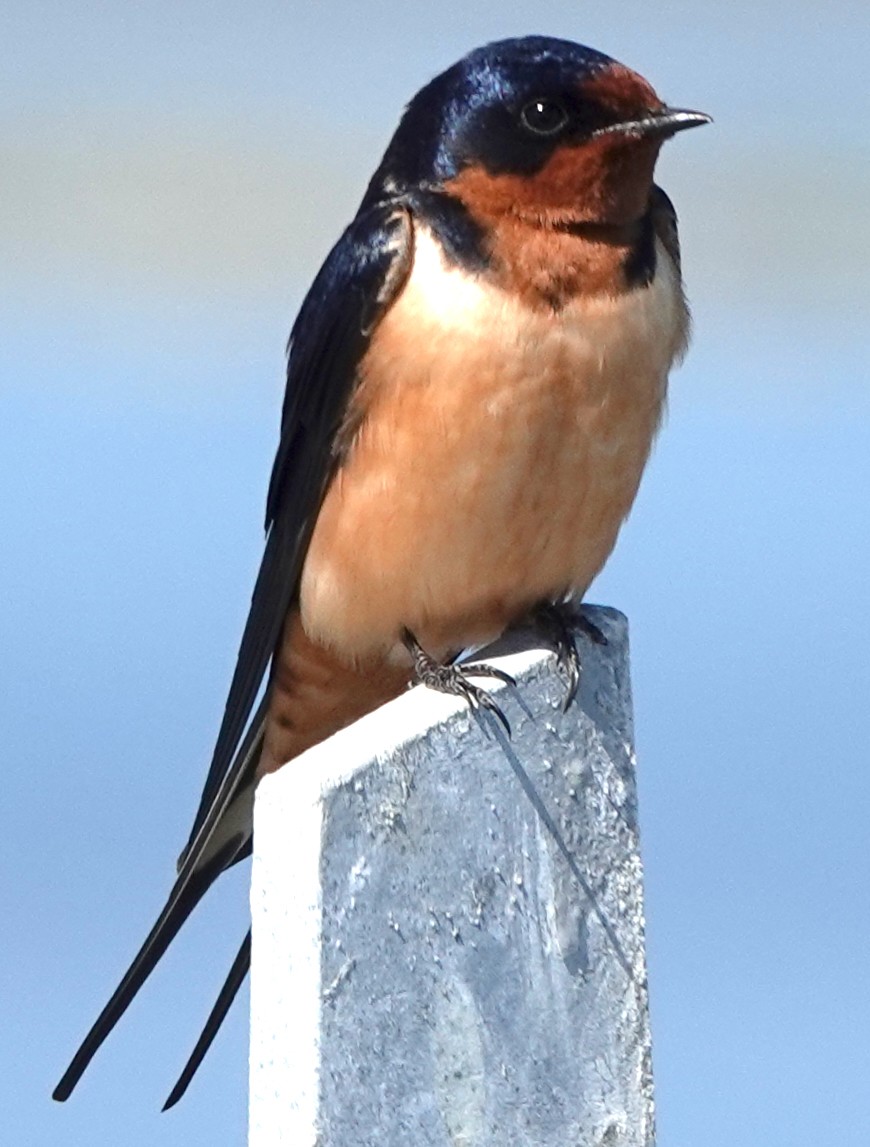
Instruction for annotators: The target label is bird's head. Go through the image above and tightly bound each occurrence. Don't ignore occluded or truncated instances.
[368,36,709,228]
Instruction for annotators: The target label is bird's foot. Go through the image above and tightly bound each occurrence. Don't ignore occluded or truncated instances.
[531,602,607,711]
[402,629,513,735]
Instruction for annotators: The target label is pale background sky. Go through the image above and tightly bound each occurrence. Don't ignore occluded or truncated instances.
[3,2,870,1144]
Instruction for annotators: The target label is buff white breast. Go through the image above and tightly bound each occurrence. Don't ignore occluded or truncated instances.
[300,223,688,662]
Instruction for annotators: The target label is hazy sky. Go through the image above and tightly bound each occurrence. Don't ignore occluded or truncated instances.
[3,3,870,1145]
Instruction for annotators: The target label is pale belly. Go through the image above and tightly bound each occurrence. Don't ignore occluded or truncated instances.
[299,227,687,662]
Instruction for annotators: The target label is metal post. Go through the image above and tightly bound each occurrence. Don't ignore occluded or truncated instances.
[249,606,654,1146]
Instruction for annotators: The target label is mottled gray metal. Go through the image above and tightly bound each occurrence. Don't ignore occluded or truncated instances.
[249,606,654,1146]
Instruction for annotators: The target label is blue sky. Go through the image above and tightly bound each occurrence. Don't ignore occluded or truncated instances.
[3,2,870,1143]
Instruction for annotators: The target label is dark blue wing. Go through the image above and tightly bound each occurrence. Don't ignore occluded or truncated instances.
[185,200,413,849]
[53,200,414,1105]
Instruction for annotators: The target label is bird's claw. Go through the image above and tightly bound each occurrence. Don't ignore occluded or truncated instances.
[532,603,607,711]
[403,630,513,735]
[457,662,516,688]
[575,611,608,647]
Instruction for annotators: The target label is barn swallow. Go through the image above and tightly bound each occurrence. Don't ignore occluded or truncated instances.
[54,35,709,1108]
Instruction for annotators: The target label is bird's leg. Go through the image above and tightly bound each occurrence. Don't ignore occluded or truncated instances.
[401,628,514,735]
[530,601,608,711]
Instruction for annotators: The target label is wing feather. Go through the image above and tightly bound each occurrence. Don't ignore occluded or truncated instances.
[54,200,414,1103]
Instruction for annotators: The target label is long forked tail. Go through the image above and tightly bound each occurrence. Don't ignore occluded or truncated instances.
[52,836,246,1102]
[163,930,252,1110]
[53,701,267,1103]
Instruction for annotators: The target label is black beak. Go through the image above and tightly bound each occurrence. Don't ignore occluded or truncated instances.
[594,107,712,142]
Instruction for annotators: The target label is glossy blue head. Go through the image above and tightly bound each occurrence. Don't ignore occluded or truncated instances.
[362,36,708,224]
[380,38,615,185]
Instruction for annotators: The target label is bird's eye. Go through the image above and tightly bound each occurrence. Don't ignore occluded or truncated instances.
[519,98,570,137]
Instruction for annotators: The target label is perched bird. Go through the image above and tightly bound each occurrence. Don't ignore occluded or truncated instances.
[54,35,708,1108]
